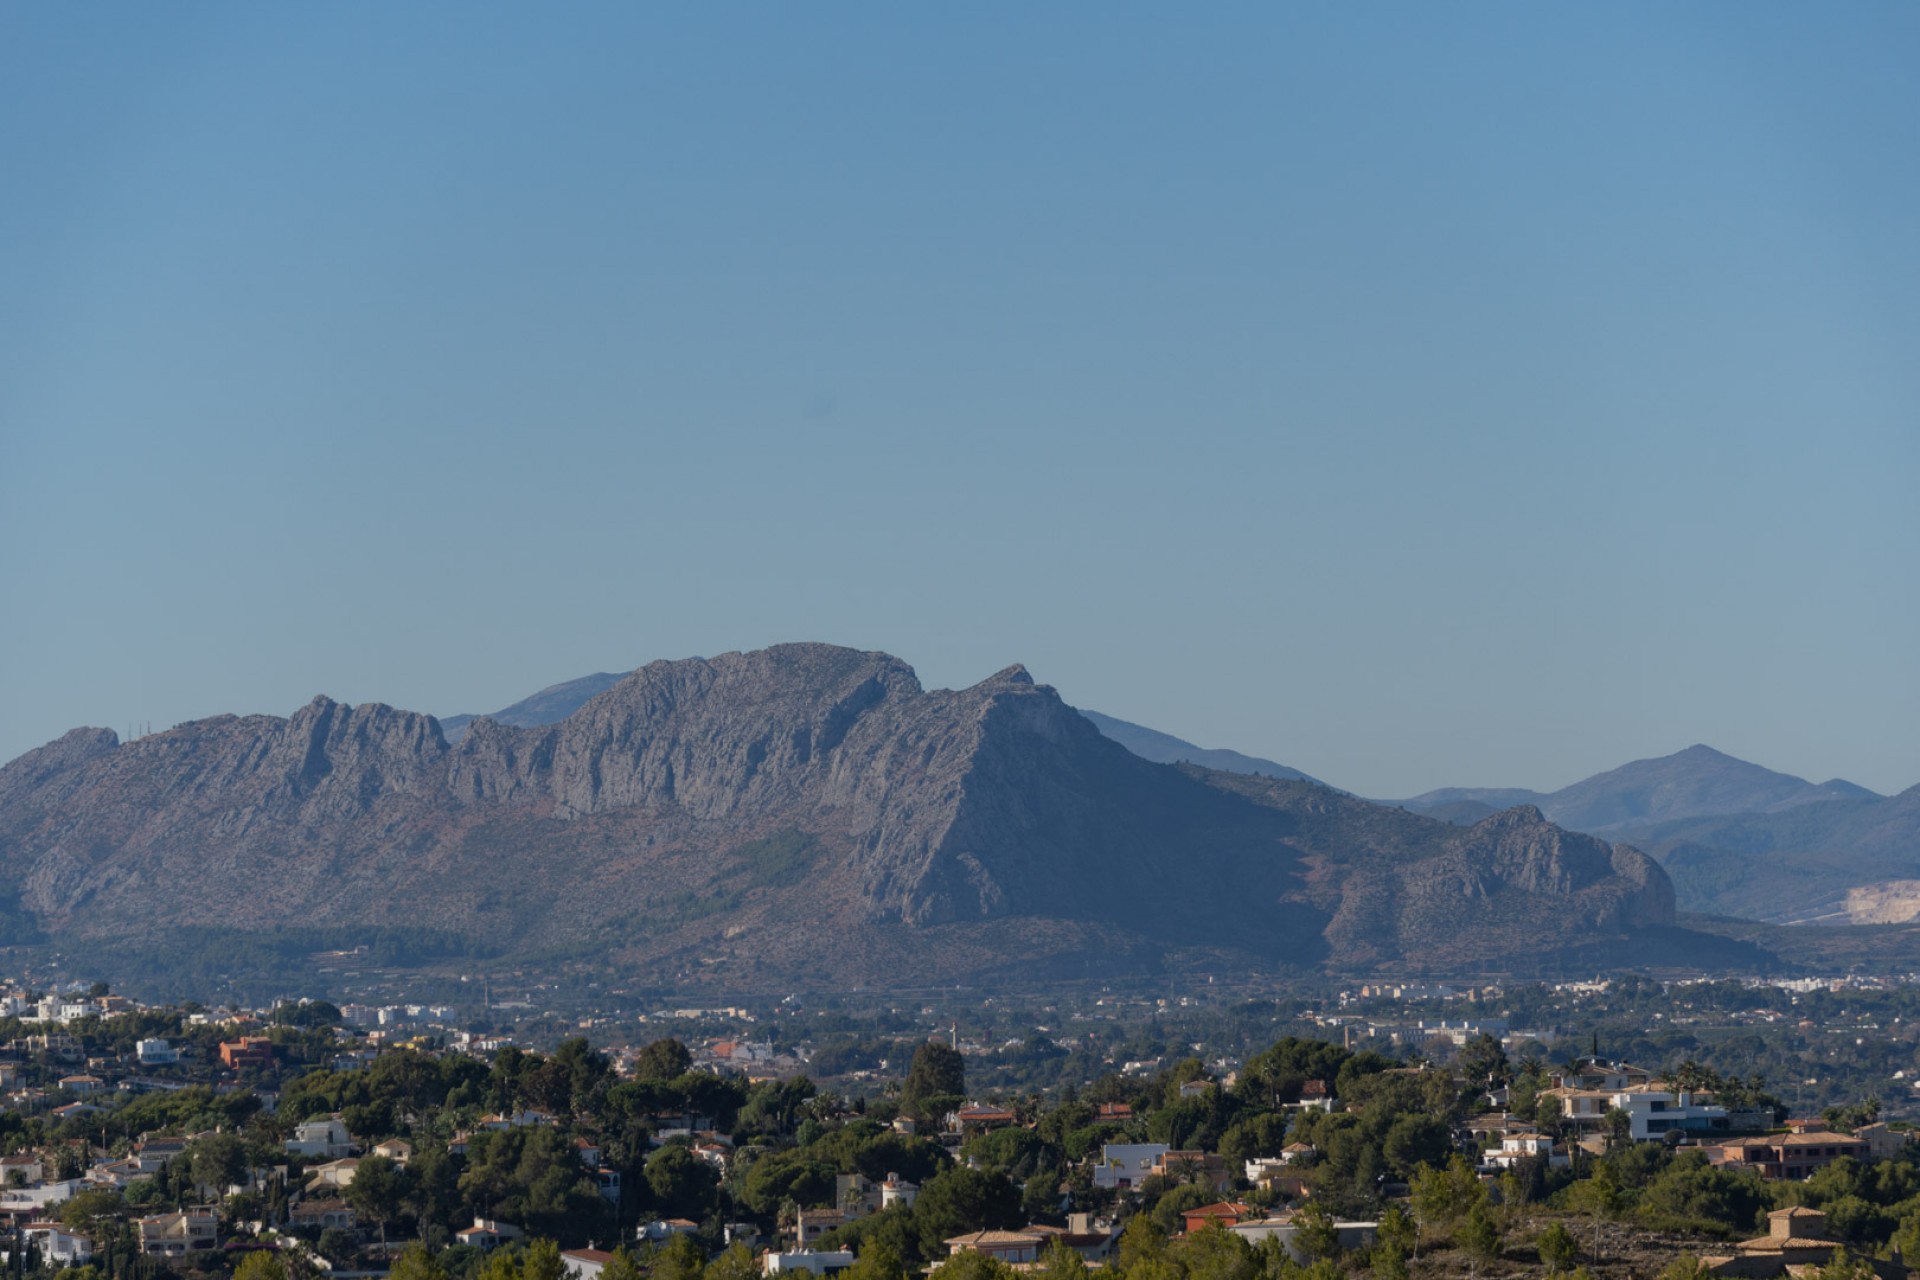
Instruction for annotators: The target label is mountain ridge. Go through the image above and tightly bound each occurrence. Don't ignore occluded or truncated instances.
[1394,743,1883,834]
[0,643,1692,990]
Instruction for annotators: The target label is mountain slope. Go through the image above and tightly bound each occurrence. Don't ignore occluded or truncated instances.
[1074,710,1322,785]
[0,644,1696,989]
[1617,783,1920,920]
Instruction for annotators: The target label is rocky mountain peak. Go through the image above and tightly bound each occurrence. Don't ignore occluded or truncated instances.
[0,643,1693,987]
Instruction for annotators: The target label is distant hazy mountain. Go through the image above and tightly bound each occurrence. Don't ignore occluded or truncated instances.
[1395,787,1545,817]
[440,672,631,741]
[1398,745,1879,834]
[0,644,1695,993]
[1074,710,1322,785]
[1394,746,1912,922]
[1618,783,1920,922]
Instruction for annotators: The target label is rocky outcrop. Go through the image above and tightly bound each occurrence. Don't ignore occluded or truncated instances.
[0,643,1684,985]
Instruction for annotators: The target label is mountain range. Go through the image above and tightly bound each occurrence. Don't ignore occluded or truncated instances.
[0,644,1720,995]
[1387,749,1919,924]
[443,672,1920,926]
[1391,745,1881,835]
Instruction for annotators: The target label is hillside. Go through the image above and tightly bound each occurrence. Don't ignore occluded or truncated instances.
[1619,783,1920,921]
[1389,746,1917,919]
[0,644,1697,990]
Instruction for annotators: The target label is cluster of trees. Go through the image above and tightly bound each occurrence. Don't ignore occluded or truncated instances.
[23,1005,1920,1280]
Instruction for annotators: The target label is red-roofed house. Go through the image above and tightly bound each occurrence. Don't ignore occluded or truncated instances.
[1182,1202,1255,1235]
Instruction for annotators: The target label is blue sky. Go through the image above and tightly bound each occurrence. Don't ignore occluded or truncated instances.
[3,5,1916,798]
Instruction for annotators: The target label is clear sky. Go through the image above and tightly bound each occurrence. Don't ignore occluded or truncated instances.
[3,5,1916,799]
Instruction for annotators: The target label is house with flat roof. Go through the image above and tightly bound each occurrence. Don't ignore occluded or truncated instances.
[1092,1143,1168,1190]
[137,1209,217,1257]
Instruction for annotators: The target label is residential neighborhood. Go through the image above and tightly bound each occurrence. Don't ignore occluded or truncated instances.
[1,972,1919,1280]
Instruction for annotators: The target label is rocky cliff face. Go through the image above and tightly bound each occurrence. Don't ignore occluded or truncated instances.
[0,643,1682,985]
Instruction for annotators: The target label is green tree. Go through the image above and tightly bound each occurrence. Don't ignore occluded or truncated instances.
[1656,1259,1713,1280]
[233,1252,287,1280]
[930,1254,1016,1280]
[405,1144,464,1238]
[524,1241,568,1280]
[600,1249,643,1280]
[1176,1223,1257,1280]
[843,1240,910,1280]
[651,1235,706,1280]
[459,1127,605,1241]
[1537,1221,1577,1274]
[1293,1202,1340,1262]
[1118,1215,1168,1275]
[58,1190,125,1238]
[1563,1166,1629,1223]
[318,1227,357,1264]
[1409,1155,1484,1231]
[388,1245,451,1280]
[478,1246,526,1280]
[1146,1181,1216,1236]
[1893,1212,1920,1270]
[647,1146,719,1221]
[346,1154,411,1248]
[738,1150,836,1218]
[634,1039,694,1083]
[914,1167,1021,1259]
[1374,1206,1415,1260]
[708,1247,758,1280]
[1461,1202,1502,1262]
[1381,1115,1450,1178]
[189,1132,248,1197]
[1457,1035,1511,1089]
[902,1042,967,1119]
[1218,1114,1292,1165]
[1638,1154,1767,1234]
[1035,1239,1086,1280]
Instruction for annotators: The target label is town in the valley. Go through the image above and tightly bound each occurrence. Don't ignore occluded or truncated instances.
[5,969,1920,1280]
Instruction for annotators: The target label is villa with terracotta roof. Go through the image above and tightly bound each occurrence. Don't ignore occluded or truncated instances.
[1704,1124,1869,1180]
[1181,1201,1255,1234]
[944,1230,1046,1264]
[946,1103,1019,1134]
[1699,1206,1896,1277]
[1025,1215,1120,1263]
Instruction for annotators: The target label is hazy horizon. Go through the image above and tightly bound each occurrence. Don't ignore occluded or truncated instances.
[4,6,1916,798]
